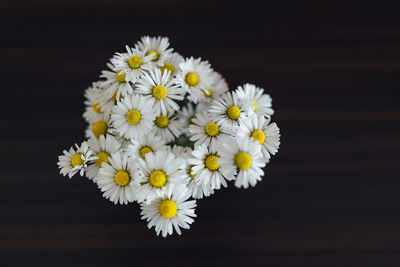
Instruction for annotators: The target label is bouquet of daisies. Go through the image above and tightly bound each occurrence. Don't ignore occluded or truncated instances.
[57,36,281,237]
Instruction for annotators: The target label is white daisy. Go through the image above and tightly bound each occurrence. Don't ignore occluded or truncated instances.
[167,145,193,169]
[86,135,122,182]
[176,102,209,135]
[136,68,185,115]
[83,82,115,124]
[237,113,281,159]
[100,63,134,102]
[111,94,155,140]
[193,71,229,104]
[209,91,250,134]
[135,36,173,68]
[127,134,167,160]
[140,184,196,237]
[135,150,185,204]
[96,152,142,205]
[110,46,154,83]
[188,143,234,190]
[159,52,184,76]
[219,136,266,189]
[153,112,183,143]
[85,112,112,140]
[175,57,214,103]
[235,83,274,117]
[57,141,97,178]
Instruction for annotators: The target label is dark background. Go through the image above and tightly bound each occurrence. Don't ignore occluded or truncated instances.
[1,0,400,266]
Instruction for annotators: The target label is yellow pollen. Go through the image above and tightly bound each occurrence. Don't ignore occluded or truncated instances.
[126,109,141,125]
[227,106,241,120]
[205,155,219,171]
[185,72,199,86]
[92,120,107,138]
[202,89,212,97]
[92,103,101,113]
[146,50,160,61]
[235,152,252,170]
[152,85,167,99]
[158,199,178,218]
[188,166,196,179]
[116,70,126,83]
[155,115,169,128]
[251,129,265,144]
[149,170,167,188]
[114,170,130,186]
[71,153,84,167]
[140,146,152,159]
[205,122,219,137]
[252,100,258,111]
[128,56,143,69]
[95,151,109,167]
[160,62,174,74]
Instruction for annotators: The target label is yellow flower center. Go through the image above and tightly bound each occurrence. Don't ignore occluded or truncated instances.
[202,89,212,98]
[251,129,265,144]
[114,170,130,186]
[116,70,126,83]
[140,146,152,159]
[188,166,196,179]
[185,72,199,86]
[152,85,167,99]
[155,115,169,128]
[235,152,252,170]
[92,103,101,113]
[252,99,258,111]
[146,50,160,61]
[149,170,167,188]
[95,151,109,167]
[205,122,219,137]
[158,199,178,218]
[226,106,241,120]
[71,153,84,167]
[126,109,141,125]
[160,62,174,74]
[92,120,107,138]
[205,155,219,171]
[112,88,119,101]
[128,56,142,69]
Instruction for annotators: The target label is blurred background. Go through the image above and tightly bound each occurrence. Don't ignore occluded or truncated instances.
[1,0,400,266]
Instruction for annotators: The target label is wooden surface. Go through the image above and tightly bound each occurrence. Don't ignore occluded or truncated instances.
[1,1,400,266]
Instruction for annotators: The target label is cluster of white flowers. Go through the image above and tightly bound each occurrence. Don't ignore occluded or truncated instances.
[57,36,281,237]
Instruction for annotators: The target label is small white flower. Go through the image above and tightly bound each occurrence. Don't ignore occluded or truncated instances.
[209,91,250,134]
[111,94,155,140]
[83,81,113,124]
[85,112,112,140]
[235,83,274,117]
[189,110,231,151]
[176,102,209,136]
[188,143,234,190]
[136,68,185,115]
[86,135,122,182]
[191,71,229,104]
[140,184,196,237]
[135,36,174,68]
[127,134,167,160]
[57,141,96,178]
[96,152,142,205]
[136,150,185,204]
[176,57,214,103]
[219,136,266,189]
[110,46,153,83]
[100,63,134,102]
[237,113,281,159]
[158,52,184,76]
[153,112,183,143]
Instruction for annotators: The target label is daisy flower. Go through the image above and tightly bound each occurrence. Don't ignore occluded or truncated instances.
[110,46,153,83]
[136,68,185,115]
[135,150,185,204]
[175,57,214,103]
[140,184,196,237]
[83,82,114,124]
[235,83,274,117]
[219,136,266,189]
[188,143,234,190]
[159,52,184,76]
[237,113,281,159]
[111,94,155,140]
[167,145,193,169]
[192,71,229,104]
[85,112,112,139]
[127,134,167,160]
[209,91,250,134]
[135,36,173,68]
[96,152,142,204]
[57,141,97,178]
[86,135,122,182]
[153,112,183,143]
[189,110,231,151]
[176,102,209,135]
[100,63,134,102]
